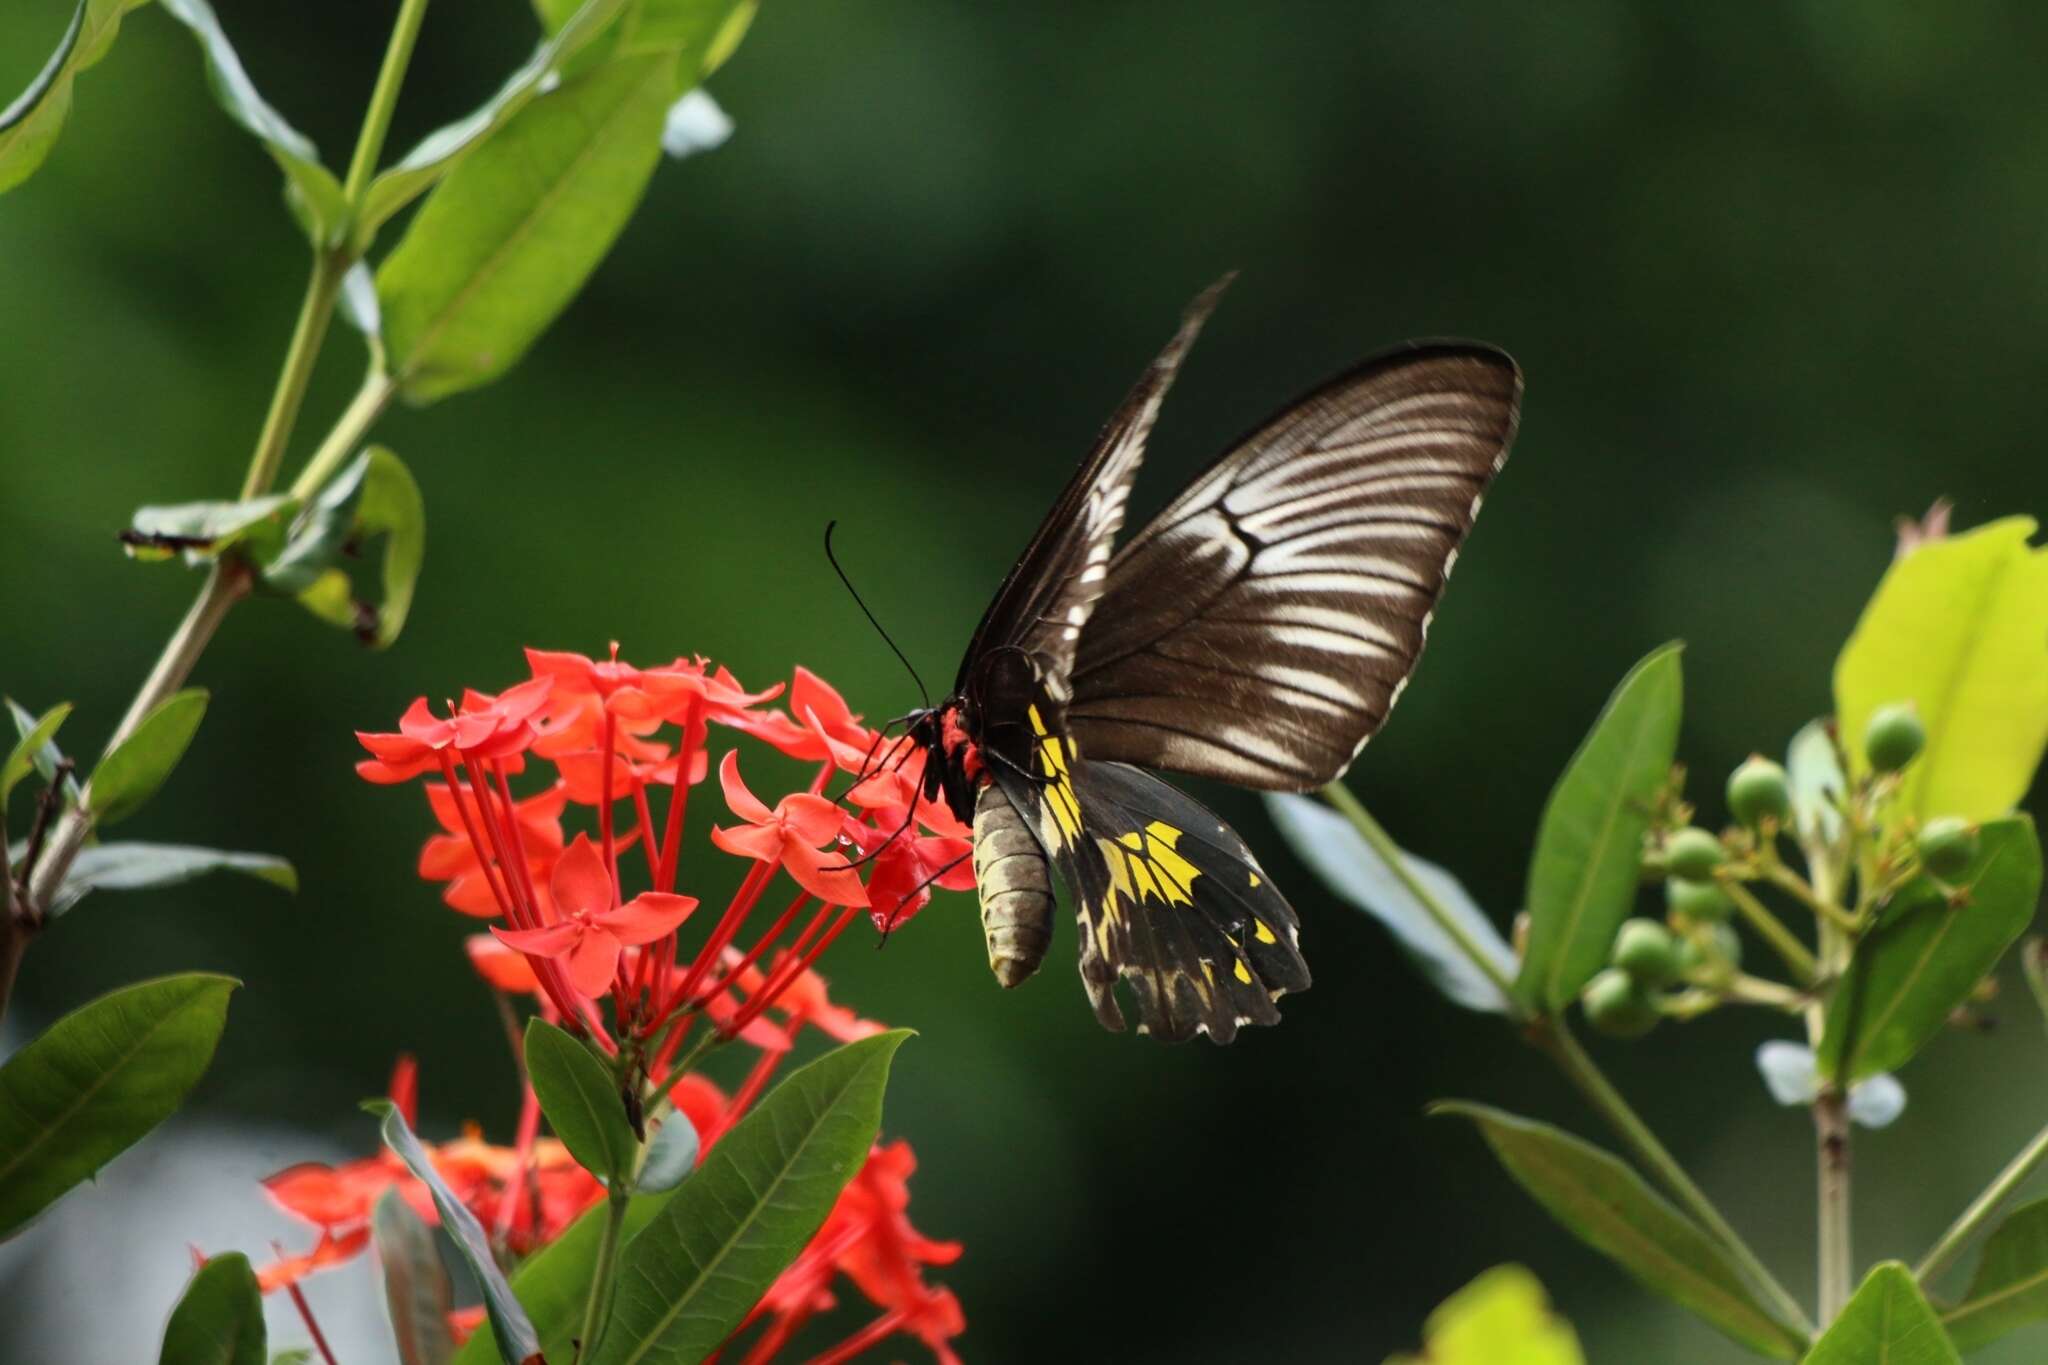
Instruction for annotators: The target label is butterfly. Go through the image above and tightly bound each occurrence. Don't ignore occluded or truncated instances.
[898,276,1522,1043]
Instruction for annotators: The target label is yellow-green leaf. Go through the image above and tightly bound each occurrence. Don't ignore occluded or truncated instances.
[1385,1265,1584,1365]
[1835,517,2048,823]
[0,0,150,195]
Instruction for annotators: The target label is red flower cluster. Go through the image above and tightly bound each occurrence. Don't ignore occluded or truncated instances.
[240,649,966,1362]
[354,650,973,1049]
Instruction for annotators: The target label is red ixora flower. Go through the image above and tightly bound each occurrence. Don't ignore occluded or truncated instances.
[310,648,967,1362]
[494,834,696,996]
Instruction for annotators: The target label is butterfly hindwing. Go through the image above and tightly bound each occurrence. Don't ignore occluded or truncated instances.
[988,698,1309,1044]
[1064,342,1522,789]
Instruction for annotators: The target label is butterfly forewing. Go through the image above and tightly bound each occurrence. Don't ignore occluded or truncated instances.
[952,278,1232,699]
[1063,344,1521,789]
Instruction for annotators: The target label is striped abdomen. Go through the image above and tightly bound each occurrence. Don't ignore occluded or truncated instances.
[972,782,1053,988]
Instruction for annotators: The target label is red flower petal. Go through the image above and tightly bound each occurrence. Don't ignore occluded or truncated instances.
[549,834,613,918]
[563,931,622,997]
[493,922,582,957]
[718,749,773,825]
[710,821,785,864]
[783,844,870,907]
[599,892,698,944]
[778,792,845,848]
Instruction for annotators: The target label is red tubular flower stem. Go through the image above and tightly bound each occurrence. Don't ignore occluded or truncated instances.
[802,1307,911,1365]
[629,767,662,887]
[488,761,547,930]
[434,752,517,922]
[701,1045,784,1150]
[672,860,774,1008]
[725,905,859,1038]
[600,713,619,893]
[461,760,535,927]
[714,891,812,997]
[282,1269,342,1365]
[494,1079,544,1243]
[648,1006,696,1081]
[733,1302,816,1365]
[657,698,701,893]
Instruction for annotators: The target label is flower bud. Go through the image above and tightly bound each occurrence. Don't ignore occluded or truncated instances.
[1918,816,1978,879]
[1727,755,1791,829]
[1665,827,1726,883]
[1666,877,1734,923]
[1583,967,1660,1038]
[1864,703,1925,774]
[1612,918,1681,987]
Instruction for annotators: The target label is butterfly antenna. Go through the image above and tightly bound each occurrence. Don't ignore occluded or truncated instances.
[825,521,932,711]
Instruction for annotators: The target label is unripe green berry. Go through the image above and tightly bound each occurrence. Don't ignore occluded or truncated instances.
[1612,917,1681,986]
[1676,923,1742,982]
[1665,827,1726,883]
[1865,703,1926,774]
[1583,967,1660,1038]
[1727,755,1792,828]
[1918,816,1978,879]
[1666,877,1734,923]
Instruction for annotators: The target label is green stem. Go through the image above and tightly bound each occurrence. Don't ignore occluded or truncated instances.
[237,254,348,500]
[1319,785,1810,1335]
[1721,881,1820,986]
[1760,861,1860,933]
[1815,1089,1852,1322]
[287,369,398,501]
[19,564,251,927]
[577,1185,631,1360]
[1534,1018,1815,1335]
[342,0,431,210]
[1915,1119,2048,1288]
[1320,782,1523,1014]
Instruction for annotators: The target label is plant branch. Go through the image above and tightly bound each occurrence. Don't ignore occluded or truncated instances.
[1320,782,1523,1014]
[342,0,431,209]
[288,368,398,501]
[1532,1017,1815,1335]
[1760,861,1860,933]
[1721,880,1821,986]
[238,255,349,501]
[1914,1119,2048,1288]
[20,564,251,924]
[1814,1089,1853,1322]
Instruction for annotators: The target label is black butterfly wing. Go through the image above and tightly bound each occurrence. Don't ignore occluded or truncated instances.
[990,707,1310,1043]
[952,277,1232,699]
[1064,343,1522,790]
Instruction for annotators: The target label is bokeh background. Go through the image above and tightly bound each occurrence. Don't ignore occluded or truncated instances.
[5,2,2048,1360]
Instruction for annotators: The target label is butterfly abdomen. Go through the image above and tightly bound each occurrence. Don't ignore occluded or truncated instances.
[971,782,1053,988]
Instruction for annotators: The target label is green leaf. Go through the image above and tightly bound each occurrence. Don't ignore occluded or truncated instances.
[52,842,295,919]
[1835,517,2048,824]
[88,687,208,826]
[158,1251,266,1365]
[377,53,679,403]
[618,0,755,65]
[367,1100,541,1365]
[1941,1198,2048,1351]
[154,0,348,244]
[525,1018,638,1185]
[1807,1262,1960,1365]
[8,697,82,805]
[1515,644,1685,1011]
[636,1109,698,1193]
[1264,792,1515,1013]
[272,1353,315,1365]
[447,1190,672,1365]
[2,702,71,816]
[373,1188,457,1365]
[1434,1101,1806,1359]
[265,447,425,647]
[592,1030,911,1365]
[0,0,149,195]
[123,496,296,567]
[1820,816,2042,1081]
[357,0,633,243]
[0,974,236,1239]
[1385,1264,1584,1365]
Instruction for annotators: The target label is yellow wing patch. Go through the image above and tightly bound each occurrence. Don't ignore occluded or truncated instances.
[1096,819,1203,914]
[1027,704,1083,846]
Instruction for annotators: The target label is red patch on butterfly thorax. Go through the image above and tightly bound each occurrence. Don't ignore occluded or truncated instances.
[938,704,986,786]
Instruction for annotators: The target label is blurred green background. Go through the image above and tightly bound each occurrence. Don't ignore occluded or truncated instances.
[4,2,2048,1360]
